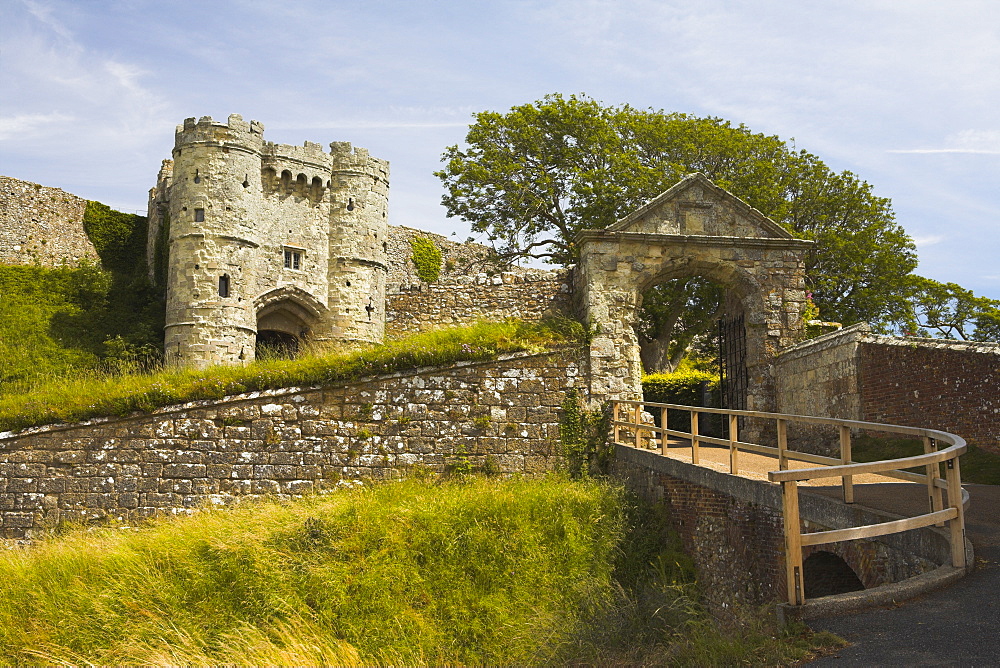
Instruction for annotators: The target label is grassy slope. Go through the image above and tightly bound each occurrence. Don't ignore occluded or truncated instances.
[0,476,839,666]
[0,201,163,392]
[0,319,580,433]
[853,435,1000,485]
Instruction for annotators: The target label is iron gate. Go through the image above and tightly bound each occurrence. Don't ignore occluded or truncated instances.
[718,313,748,432]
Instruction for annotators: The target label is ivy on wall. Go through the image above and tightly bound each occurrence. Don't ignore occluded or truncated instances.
[409,236,442,283]
[82,201,148,276]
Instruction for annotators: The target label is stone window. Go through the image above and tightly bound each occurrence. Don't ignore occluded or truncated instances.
[194,208,205,222]
[219,273,230,298]
[284,248,303,270]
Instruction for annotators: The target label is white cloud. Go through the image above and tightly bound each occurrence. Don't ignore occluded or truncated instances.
[913,234,945,247]
[888,130,1000,155]
[0,112,74,141]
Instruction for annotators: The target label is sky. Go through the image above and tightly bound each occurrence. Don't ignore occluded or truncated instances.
[1,0,998,299]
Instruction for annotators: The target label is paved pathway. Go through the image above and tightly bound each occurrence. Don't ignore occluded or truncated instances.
[808,483,1000,667]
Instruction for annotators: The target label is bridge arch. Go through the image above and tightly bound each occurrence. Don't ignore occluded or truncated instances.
[575,173,813,413]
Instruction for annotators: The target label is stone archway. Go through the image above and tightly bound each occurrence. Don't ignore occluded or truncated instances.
[253,286,329,358]
[574,173,812,412]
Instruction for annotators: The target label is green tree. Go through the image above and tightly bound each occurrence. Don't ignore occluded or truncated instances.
[901,276,1000,341]
[437,94,919,369]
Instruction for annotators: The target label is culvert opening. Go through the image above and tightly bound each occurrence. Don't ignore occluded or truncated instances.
[804,550,865,598]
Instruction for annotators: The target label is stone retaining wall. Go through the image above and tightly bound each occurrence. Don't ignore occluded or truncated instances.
[387,271,572,335]
[0,348,583,539]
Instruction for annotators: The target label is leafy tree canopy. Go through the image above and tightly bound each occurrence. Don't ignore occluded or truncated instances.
[901,276,1000,342]
[437,93,919,331]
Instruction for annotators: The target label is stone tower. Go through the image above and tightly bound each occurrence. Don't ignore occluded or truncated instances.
[148,114,388,368]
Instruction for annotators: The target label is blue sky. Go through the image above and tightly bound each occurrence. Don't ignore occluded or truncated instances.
[2,0,999,299]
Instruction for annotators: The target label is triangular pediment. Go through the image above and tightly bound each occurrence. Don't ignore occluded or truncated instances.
[608,173,794,239]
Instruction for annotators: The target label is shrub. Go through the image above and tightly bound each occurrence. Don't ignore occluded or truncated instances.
[642,369,719,407]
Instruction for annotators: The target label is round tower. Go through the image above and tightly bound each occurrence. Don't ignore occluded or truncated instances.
[164,114,265,367]
[326,142,389,344]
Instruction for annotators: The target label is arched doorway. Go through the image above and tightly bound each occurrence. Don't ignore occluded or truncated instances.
[575,173,813,413]
[253,287,328,361]
[803,551,865,598]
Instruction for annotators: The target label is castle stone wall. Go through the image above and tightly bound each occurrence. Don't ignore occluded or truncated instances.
[387,271,572,335]
[0,349,581,539]
[0,176,98,267]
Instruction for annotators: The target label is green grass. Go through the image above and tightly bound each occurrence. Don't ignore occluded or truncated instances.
[0,476,841,666]
[0,318,582,433]
[0,201,164,390]
[853,435,1000,485]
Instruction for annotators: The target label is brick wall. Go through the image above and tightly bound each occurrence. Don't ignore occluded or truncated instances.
[0,349,583,539]
[776,325,1000,454]
[859,338,1000,452]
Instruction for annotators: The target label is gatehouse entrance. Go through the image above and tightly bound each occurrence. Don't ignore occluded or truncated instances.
[575,173,812,413]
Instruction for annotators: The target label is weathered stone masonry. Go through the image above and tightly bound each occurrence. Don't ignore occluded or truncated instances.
[387,271,572,336]
[0,175,98,267]
[0,349,582,539]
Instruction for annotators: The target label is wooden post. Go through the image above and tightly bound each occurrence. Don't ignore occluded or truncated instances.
[613,403,620,445]
[729,413,739,474]
[633,404,642,449]
[777,418,788,471]
[924,437,944,525]
[840,425,854,504]
[690,409,700,465]
[782,480,804,605]
[945,455,967,569]
[661,407,669,456]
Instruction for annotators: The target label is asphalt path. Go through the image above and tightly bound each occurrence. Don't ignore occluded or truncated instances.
[808,483,1000,667]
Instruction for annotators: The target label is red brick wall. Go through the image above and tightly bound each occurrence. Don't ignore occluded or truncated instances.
[860,340,1000,453]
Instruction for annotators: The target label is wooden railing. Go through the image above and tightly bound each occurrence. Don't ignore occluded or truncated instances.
[611,400,968,606]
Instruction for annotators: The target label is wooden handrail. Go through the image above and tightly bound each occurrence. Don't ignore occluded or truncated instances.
[611,399,969,606]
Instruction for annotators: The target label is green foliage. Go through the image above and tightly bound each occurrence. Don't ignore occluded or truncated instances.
[896,276,1000,341]
[438,93,919,352]
[642,369,720,406]
[0,318,582,432]
[82,200,148,275]
[0,201,165,390]
[408,236,442,283]
[0,477,624,665]
[638,277,724,373]
[559,389,613,477]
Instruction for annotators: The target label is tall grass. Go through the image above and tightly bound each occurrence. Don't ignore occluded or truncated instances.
[0,476,621,665]
[0,318,582,433]
[0,476,842,666]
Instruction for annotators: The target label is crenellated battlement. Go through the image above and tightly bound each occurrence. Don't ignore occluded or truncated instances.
[174,114,265,153]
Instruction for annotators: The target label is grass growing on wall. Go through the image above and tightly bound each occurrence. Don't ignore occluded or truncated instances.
[0,319,582,433]
[0,476,841,665]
